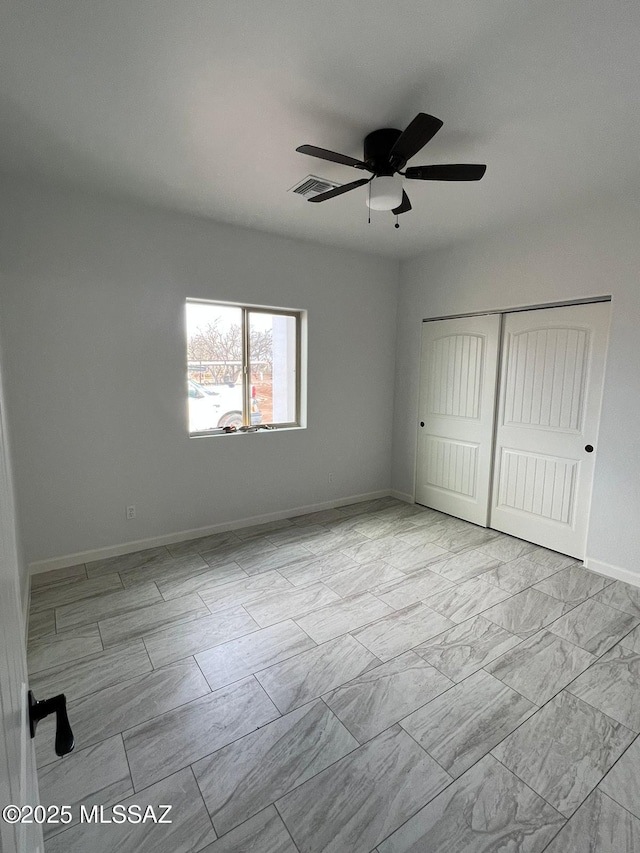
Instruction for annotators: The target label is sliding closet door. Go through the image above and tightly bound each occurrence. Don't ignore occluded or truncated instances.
[415,314,501,525]
[490,302,610,558]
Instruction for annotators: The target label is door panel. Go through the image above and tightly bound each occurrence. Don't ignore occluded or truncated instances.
[424,436,479,497]
[0,349,43,853]
[416,314,501,525]
[490,303,610,558]
[503,326,589,430]
[496,448,577,524]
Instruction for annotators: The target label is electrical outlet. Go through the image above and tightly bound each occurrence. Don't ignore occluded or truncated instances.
[126,505,136,520]
[328,472,334,484]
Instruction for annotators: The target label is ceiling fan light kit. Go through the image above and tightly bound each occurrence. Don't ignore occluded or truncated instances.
[296,112,486,224]
[367,175,403,211]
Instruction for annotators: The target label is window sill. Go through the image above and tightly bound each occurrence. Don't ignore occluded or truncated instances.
[189,425,304,439]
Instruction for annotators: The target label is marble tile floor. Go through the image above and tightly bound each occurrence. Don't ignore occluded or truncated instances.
[28,497,640,852]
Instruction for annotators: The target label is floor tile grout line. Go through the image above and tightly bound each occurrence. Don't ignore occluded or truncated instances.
[185,764,219,850]
[150,654,448,841]
[347,632,385,667]
[380,724,568,853]
[299,648,450,731]
[251,673,284,720]
[535,787,640,853]
[97,601,214,651]
[315,717,462,853]
[121,676,283,793]
[389,666,539,769]
[30,503,637,849]
[117,731,137,800]
[126,694,347,806]
[478,601,618,705]
[594,780,640,824]
[29,576,126,616]
[272,800,303,853]
[139,635,154,671]
[95,620,106,650]
[587,590,640,620]
[290,595,395,644]
[564,684,640,734]
[28,638,152,696]
[191,649,214,690]
[47,579,165,633]
[491,732,638,827]
[316,694,364,746]
[39,733,139,844]
[195,634,320,692]
[39,601,515,714]
[398,721,456,780]
[476,562,568,597]
[144,616,321,674]
[196,588,214,615]
[546,609,640,688]
[473,681,639,811]
[538,816,572,853]
[419,584,520,625]
[190,753,221,836]
[479,608,640,725]
[593,727,640,792]
[35,656,215,774]
[29,565,90,595]
[31,562,613,716]
[477,580,640,661]
[490,751,569,818]
[265,714,449,849]
[220,679,552,853]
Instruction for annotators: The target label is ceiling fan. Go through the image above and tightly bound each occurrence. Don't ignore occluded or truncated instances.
[296,112,486,222]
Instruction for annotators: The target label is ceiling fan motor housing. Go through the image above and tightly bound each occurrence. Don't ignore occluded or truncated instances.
[364,128,402,175]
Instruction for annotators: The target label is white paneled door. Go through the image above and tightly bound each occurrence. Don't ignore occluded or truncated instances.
[490,302,610,558]
[0,360,43,852]
[415,314,501,525]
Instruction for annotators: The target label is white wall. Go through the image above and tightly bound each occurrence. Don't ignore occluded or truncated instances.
[392,200,640,580]
[0,178,399,566]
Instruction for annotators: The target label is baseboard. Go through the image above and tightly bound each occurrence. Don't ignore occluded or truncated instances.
[584,557,640,589]
[28,490,392,575]
[390,489,414,504]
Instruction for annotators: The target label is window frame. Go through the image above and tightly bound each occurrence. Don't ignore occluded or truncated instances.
[186,298,303,436]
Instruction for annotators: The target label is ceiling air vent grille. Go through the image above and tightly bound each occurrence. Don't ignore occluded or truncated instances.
[290,175,341,198]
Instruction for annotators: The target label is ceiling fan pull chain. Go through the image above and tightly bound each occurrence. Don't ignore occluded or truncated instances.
[367,182,371,224]
[395,214,400,229]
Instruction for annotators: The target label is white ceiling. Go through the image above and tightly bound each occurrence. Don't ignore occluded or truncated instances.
[1,1,639,259]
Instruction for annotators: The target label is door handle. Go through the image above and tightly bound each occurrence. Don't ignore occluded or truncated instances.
[28,690,75,757]
[585,444,594,453]
[420,421,425,428]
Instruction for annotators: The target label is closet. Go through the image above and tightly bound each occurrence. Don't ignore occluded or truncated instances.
[415,301,610,559]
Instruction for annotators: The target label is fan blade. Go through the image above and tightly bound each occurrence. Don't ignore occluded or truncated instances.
[388,113,443,169]
[405,164,487,181]
[392,190,412,215]
[296,145,369,170]
[308,178,371,203]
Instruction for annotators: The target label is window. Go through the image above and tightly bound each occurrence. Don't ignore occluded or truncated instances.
[185,299,302,435]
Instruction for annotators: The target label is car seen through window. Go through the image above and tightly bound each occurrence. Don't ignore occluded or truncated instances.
[187,379,261,432]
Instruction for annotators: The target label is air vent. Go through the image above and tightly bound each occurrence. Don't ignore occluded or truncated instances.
[289,175,341,198]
